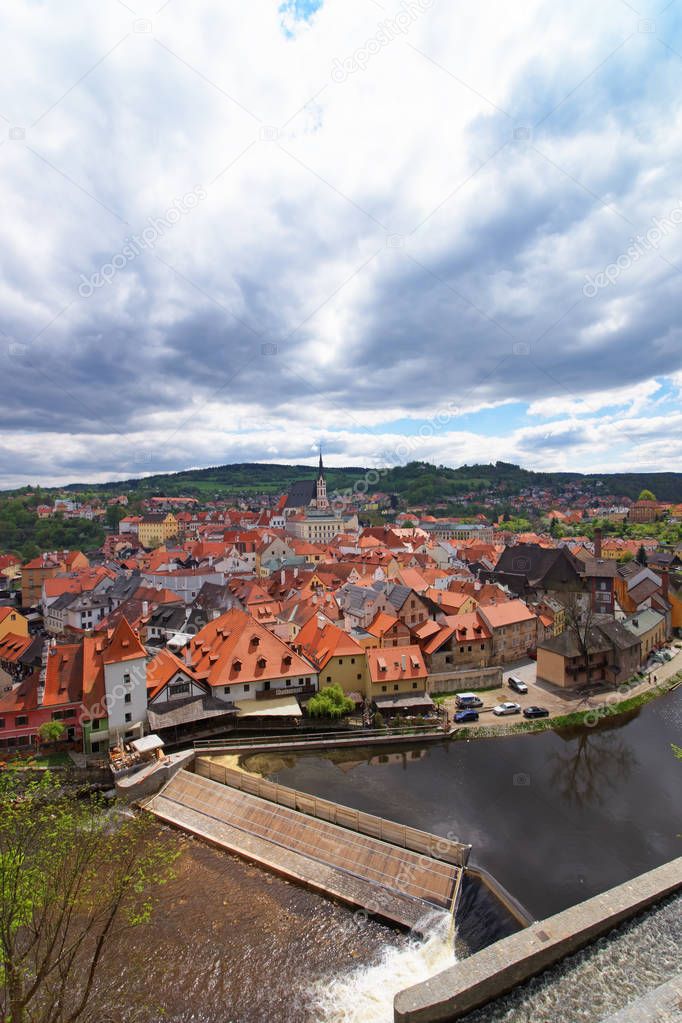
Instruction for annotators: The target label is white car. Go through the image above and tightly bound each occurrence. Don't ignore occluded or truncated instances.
[492,701,521,716]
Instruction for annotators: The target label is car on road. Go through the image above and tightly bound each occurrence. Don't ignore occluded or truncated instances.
[454,709,479,723]
[455,692,483,708]
[507,674,528,695]
[492,701,521,716]
[523,705,549,719]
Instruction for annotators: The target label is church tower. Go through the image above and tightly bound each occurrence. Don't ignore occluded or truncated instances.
[315,449,329,510]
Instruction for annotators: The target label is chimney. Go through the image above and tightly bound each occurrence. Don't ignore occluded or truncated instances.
[661,569,669,602]
[401,654,407,671]
[294,567,298,578]
[317,613,325,630]
[142,600,149,617]
[594,527,602,559]
[281,568,285,586]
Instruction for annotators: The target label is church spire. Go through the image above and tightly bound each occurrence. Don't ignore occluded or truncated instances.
[318,446,324,477]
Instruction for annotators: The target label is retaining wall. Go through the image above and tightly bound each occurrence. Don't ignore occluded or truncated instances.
[428,667,502,693]
[394,856,682,1022]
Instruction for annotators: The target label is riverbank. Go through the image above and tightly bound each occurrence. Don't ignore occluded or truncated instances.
[447,667,682,742]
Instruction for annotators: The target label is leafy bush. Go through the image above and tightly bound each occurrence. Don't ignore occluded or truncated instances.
[307,684,354,719]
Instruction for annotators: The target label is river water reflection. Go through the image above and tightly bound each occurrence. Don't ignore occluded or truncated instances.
[104,687,680,1022]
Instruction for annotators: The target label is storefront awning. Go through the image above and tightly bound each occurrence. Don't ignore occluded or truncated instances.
[234,695,302,717]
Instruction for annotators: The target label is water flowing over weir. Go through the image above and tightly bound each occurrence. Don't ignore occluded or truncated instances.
[313,912,456,1023]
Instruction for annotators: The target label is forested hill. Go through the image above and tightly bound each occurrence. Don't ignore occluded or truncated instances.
[7,460,682,502]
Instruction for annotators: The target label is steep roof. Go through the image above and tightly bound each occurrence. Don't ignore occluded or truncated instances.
[296,615,363,669]
[187,609,315,687]
[146,647,202,700]
[101,617,146,664]
[366,645,427,684]
[284,479,317,509]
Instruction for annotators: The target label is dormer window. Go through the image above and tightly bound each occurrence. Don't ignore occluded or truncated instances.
[283,654,292,666]
[232,658,242,672]
[251,635,260,647]
[257,656,267,669]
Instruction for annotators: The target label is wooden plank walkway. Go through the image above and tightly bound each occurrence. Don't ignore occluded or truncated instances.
[145,769,459,930]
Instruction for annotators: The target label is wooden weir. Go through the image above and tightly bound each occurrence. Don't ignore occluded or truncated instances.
[144,762,470,931]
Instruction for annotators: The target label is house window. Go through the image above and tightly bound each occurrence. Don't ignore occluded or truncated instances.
[326,676,331,682]
[445,655,453,664]
[467,646,472,652]
[124,693,132,704]
[15,715,28,726]
[381,685,387,692]
[91,741,100,753]
[481,643,485,650]
[0,719,4,729]
[459,646,464,653]
[92,719,100,731]
[224,686,230,694]
[123,674,131,686]
[357,673,362,680]
[393,684,399,691]
[124,712,132,723]
[286,680,291,687]
[244,684,250,693]
[350,658,355,664]
[412,682,418,689]
[169,683,190,697]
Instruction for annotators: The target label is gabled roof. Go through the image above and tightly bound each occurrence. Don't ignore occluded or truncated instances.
[296,615,363,669]
[187,609,315,688]
[284,479,317,509]
[0,632,34,663]
[146,647,203,700]
[101,617,146,664]
[478,600,537,628]
[366,644,426,683]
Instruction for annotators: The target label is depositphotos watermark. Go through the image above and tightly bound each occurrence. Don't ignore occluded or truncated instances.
[331,0,433,83]
[582,201,682,297]
[78,186,207,297]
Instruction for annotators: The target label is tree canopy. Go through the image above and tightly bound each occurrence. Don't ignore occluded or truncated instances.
[307,684,354,719]
[0,773,177,1023]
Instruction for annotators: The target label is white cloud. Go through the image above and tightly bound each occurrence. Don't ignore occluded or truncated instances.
[0,0,681,485]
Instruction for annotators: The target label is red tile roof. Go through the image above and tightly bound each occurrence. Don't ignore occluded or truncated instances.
[188,609,315,688]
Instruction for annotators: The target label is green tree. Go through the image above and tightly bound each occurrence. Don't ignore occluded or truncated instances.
[638,489,656,501]
[0,774,177,1023]
[307,684,354,719]
[105,505,125,532]
[37,721,66,747]
[635,544,648,566]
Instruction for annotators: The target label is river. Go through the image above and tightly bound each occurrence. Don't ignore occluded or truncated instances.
[103,686,681,1022]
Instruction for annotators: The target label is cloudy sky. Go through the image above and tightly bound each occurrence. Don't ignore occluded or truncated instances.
[1,0,682,488]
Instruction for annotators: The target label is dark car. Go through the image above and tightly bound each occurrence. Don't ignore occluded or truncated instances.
[454,709,480,723]
[523,705,549,719]
[508,675,528,694]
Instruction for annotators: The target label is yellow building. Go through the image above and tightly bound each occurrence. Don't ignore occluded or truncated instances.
[365,645,428,699]
[138,513,178,549]
[0,606,29,641]
[295,615,368,696]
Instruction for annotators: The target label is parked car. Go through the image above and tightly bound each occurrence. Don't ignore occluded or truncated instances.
[507,675,528,695]
[456,692,483,709]
[492,702,521,716]
[523,705,549,719]
[454,709,479,723]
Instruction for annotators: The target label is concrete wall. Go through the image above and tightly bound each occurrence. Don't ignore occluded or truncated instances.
[394,856,682,1023]
[428,666,502,693]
